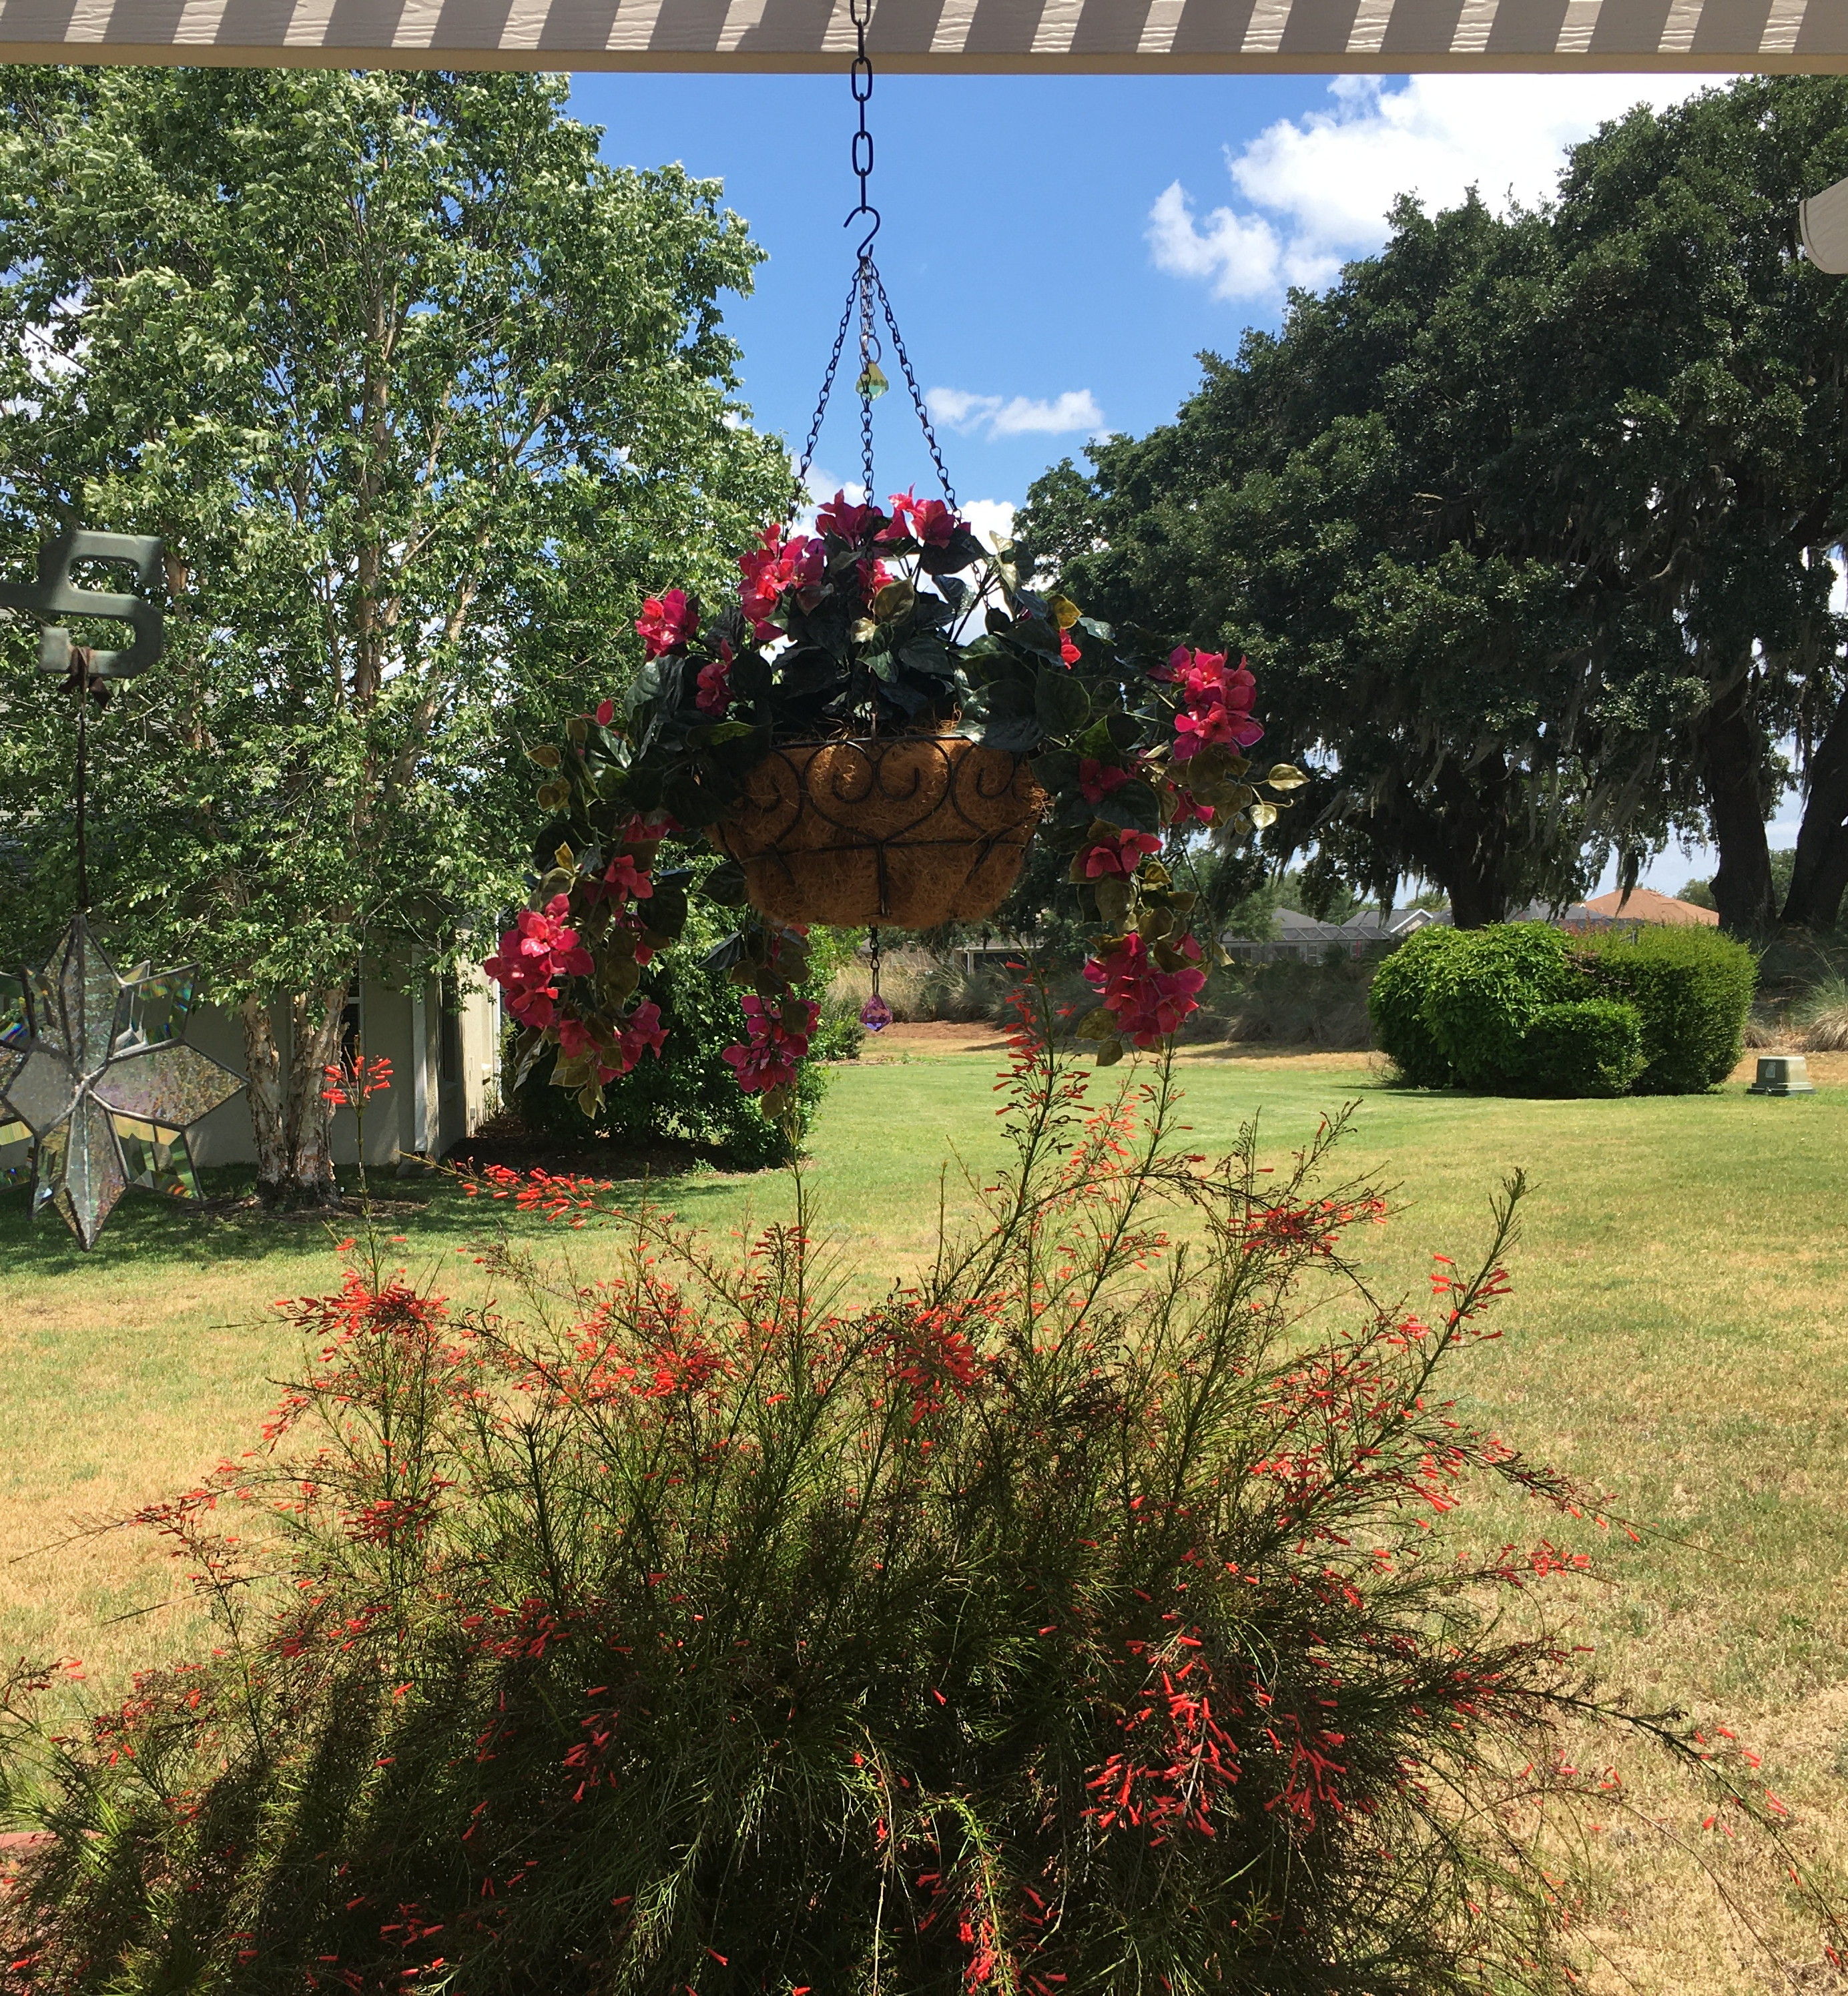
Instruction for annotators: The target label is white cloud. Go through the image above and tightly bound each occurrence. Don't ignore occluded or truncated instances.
[924,388,1002,431]
[1154,73,1726,305]
[926,385,1104,440]
[1147,182,1283,302]
[960,498,1017,553]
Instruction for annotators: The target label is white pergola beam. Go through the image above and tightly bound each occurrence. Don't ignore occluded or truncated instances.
[1,0,1845,71]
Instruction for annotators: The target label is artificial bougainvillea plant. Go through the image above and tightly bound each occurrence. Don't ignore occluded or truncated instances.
[486,490,1304,1119]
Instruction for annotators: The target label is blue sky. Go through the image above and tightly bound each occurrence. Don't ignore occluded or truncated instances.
[567,67,1747,892]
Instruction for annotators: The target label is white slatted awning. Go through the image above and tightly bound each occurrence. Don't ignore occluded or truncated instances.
[0,0,1843,73]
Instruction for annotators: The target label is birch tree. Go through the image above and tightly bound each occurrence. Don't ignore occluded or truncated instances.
[0,65,788,1202]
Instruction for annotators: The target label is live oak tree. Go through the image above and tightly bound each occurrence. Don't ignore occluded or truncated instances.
[1018,193,1668,927]
[1539,77,1848,932]
[0,65,788,1202]
[1018,76,1848,934]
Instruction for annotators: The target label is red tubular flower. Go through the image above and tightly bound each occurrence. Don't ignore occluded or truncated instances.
[1079,759,1131,805]
[1081,827,1162,879]
[1060,629,1083,666]
[1083,931,1207,1048]
[635,588,697,659]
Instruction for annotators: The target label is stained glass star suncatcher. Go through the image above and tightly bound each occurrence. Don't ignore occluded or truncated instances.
[0,916,244,1249]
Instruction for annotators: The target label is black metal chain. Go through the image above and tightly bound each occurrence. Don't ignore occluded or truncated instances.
[791,0,958,514]
[795,267,861,499]
[73,665,87,913]
[875,273,958,511]
[846,0,878,262]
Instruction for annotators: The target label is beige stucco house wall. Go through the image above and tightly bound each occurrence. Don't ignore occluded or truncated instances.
[181,966,502,1171]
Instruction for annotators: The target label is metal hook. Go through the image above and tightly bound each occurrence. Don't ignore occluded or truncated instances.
[845,200,882,263]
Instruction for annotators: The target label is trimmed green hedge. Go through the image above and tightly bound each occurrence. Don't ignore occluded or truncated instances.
[1364,928,1457,1088]
[1419,924,1576,1090]
[1368,920,1756,1097]
[1519,999,1646,1098]
[1571,924,1758,1094]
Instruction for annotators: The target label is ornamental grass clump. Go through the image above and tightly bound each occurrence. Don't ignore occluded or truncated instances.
[1,1008,1819,1994]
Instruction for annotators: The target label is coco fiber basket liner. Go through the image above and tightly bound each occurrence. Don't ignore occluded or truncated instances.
[707,734,1046,929]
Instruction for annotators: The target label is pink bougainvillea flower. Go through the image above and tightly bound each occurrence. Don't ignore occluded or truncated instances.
[556,1016,596,1062]
[603,852,653,903]
[635,588,697,659]
[1079,759,1132,805]
[817,490,882,542]
[483,895,592,1032]
[1171,649,1263,764]
[1083,930,1207,1048]
[720,994,818,1096]
[739,525,826,641]
[620,999,667,1064]
[722,1038,799,1094]
[595,697,615,727]
[1167,785,1216,827]
[857,556,896,605]
[904,496,959,548]
[1147,644,1189,685]
[880,490,962,549]
[1081,827,1163,880]
[695,638,735,717]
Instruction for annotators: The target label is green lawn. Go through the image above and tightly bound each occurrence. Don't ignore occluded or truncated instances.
[5,1044,1847,1988]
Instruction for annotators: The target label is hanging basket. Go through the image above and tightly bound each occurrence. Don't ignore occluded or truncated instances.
[707,733,1046,930]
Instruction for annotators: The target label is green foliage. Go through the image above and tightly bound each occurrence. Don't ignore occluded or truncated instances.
[0,66,788,1191]
[2,1040,1736,1994]
[1572,924,1757,1094]
[1519,999,1647,1098]
[1422,924,1577,1090]
[1367,926,1460,1087]
[1374,920,1755,1096]
[1680,850,1795,918]
[512,899,840,1169]
[1013,77,1848,932]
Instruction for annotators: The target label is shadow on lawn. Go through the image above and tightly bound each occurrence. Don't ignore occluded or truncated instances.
[0,1153,755,1275]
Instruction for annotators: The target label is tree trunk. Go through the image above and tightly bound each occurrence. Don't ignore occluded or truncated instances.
[1428,757,1513,929]
[240,985,349,1207]
[1782,679,1848,930]
[1697,671,1775,934]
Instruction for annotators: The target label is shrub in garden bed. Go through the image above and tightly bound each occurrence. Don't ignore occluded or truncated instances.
[1,1012,1820,1993]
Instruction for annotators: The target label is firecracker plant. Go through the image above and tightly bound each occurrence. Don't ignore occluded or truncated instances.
[2,1006,1833,1995]
[484,490,1305,1125]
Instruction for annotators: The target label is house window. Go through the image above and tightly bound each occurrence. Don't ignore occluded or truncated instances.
[439,972,462,1084]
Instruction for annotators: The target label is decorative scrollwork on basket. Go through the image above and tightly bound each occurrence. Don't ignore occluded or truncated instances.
[708,735,1046,929]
